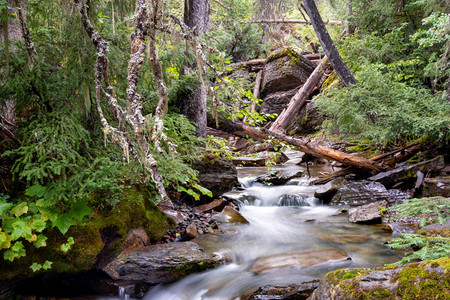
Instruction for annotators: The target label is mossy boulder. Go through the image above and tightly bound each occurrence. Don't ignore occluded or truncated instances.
[262,47,315,95]
[308,257,450,300]
[0,186,169,280]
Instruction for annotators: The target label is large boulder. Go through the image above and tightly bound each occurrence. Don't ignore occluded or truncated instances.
[422,176,450,197]
[262,47,315,95]
[255,170,304,185]
[260,87,299,115]
[330,181,411,206]
[103,241,224,284]
[308,257,450,300]
[192,155,238,198]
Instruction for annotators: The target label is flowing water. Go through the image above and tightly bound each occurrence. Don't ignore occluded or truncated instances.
[144,164,400,300]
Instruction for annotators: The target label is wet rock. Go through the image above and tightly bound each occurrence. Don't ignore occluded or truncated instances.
[255,170,304,185]
[245,280,320,300]
[277,194,311,206]
[121,228,149,254]
[314,178,344,203]
[308,257,450,300]
[249,248,351,274]
[368,156,445,189]
[158,206,188,224]
[348,201,388,224]
[383,223,415,237]
[233,156,267,167]
[103,242,224,284]
[185,223,198,239]
[287,101,325,135]
[193,198,229,214]
[422,176,450,197]
[330,181,411,206]
[211,206,249,224]
[262,47,315,95]
[192,155,238,198]
[260,87,299,115]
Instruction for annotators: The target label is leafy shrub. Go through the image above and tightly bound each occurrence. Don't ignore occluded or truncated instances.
[316,67,450,144]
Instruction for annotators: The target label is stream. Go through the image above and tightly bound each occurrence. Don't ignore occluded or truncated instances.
[143,164,400,300]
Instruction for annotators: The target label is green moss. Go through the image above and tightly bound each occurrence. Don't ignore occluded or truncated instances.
[0,186,170,280]
[266,47,311,67]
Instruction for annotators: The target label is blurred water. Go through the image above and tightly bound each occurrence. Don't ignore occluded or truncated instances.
[145,165,399,300]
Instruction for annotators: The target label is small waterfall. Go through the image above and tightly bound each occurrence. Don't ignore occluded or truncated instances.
[118,285,134,300]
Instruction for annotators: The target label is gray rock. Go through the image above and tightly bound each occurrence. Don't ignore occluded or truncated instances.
[247,280,320,300]
[330,181,411,206]
[314,178,344,203]
[103,242,224,284]
[348,201,388,224]
[383,223,416,236]
[192,157,238,198]
[255,170,304,186]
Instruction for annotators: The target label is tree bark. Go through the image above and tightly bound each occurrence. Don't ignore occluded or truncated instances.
[181,0,210,138]
[2,8,9,76]
[243,70,263,123]
[269,57,329,132]
[303,0,357,87]
[14,0,36,65]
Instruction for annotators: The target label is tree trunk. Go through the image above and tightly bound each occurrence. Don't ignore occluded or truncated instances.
[249,19,343,25]
[2,9,9,76]
[270,57,329,132]
[303,0,357,87]
[181,0,210,137]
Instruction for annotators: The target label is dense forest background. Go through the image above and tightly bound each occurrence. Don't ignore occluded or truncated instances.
[0,0,449,276]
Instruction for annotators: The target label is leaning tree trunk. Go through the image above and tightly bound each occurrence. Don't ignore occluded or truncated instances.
[303,0,357,87]
[181,0,210,137]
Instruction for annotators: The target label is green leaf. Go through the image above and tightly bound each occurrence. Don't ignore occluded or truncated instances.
[25,184,46,198]
[0,200,13,217]
[30,263,42,272]
[4,241,26,261]
[70,201,92,222]
[0,231,12,249]
[42,260,52,270]
[10,202,28,218]
[419,217,427,228]
[61,243,70,252]
[33,234,47,248]
[31,219,47,232]
[52,213,75,234]
[193,183,213,197]
[11,219,32,240]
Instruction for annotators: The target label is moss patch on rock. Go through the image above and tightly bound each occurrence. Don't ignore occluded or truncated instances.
[311,258,450,300]
[0,186,170,280]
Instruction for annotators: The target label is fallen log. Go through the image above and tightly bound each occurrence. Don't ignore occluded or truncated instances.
[249,19,344,26]
[265,130,385,171]
[313,143,424,184]
[269,57,329,132]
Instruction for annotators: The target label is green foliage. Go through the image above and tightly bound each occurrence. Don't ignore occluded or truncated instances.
[210,0,264,62]
[388,234,450,265]
[390,197,449,227]
[387,197,450,265]
[317,67,450,144]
